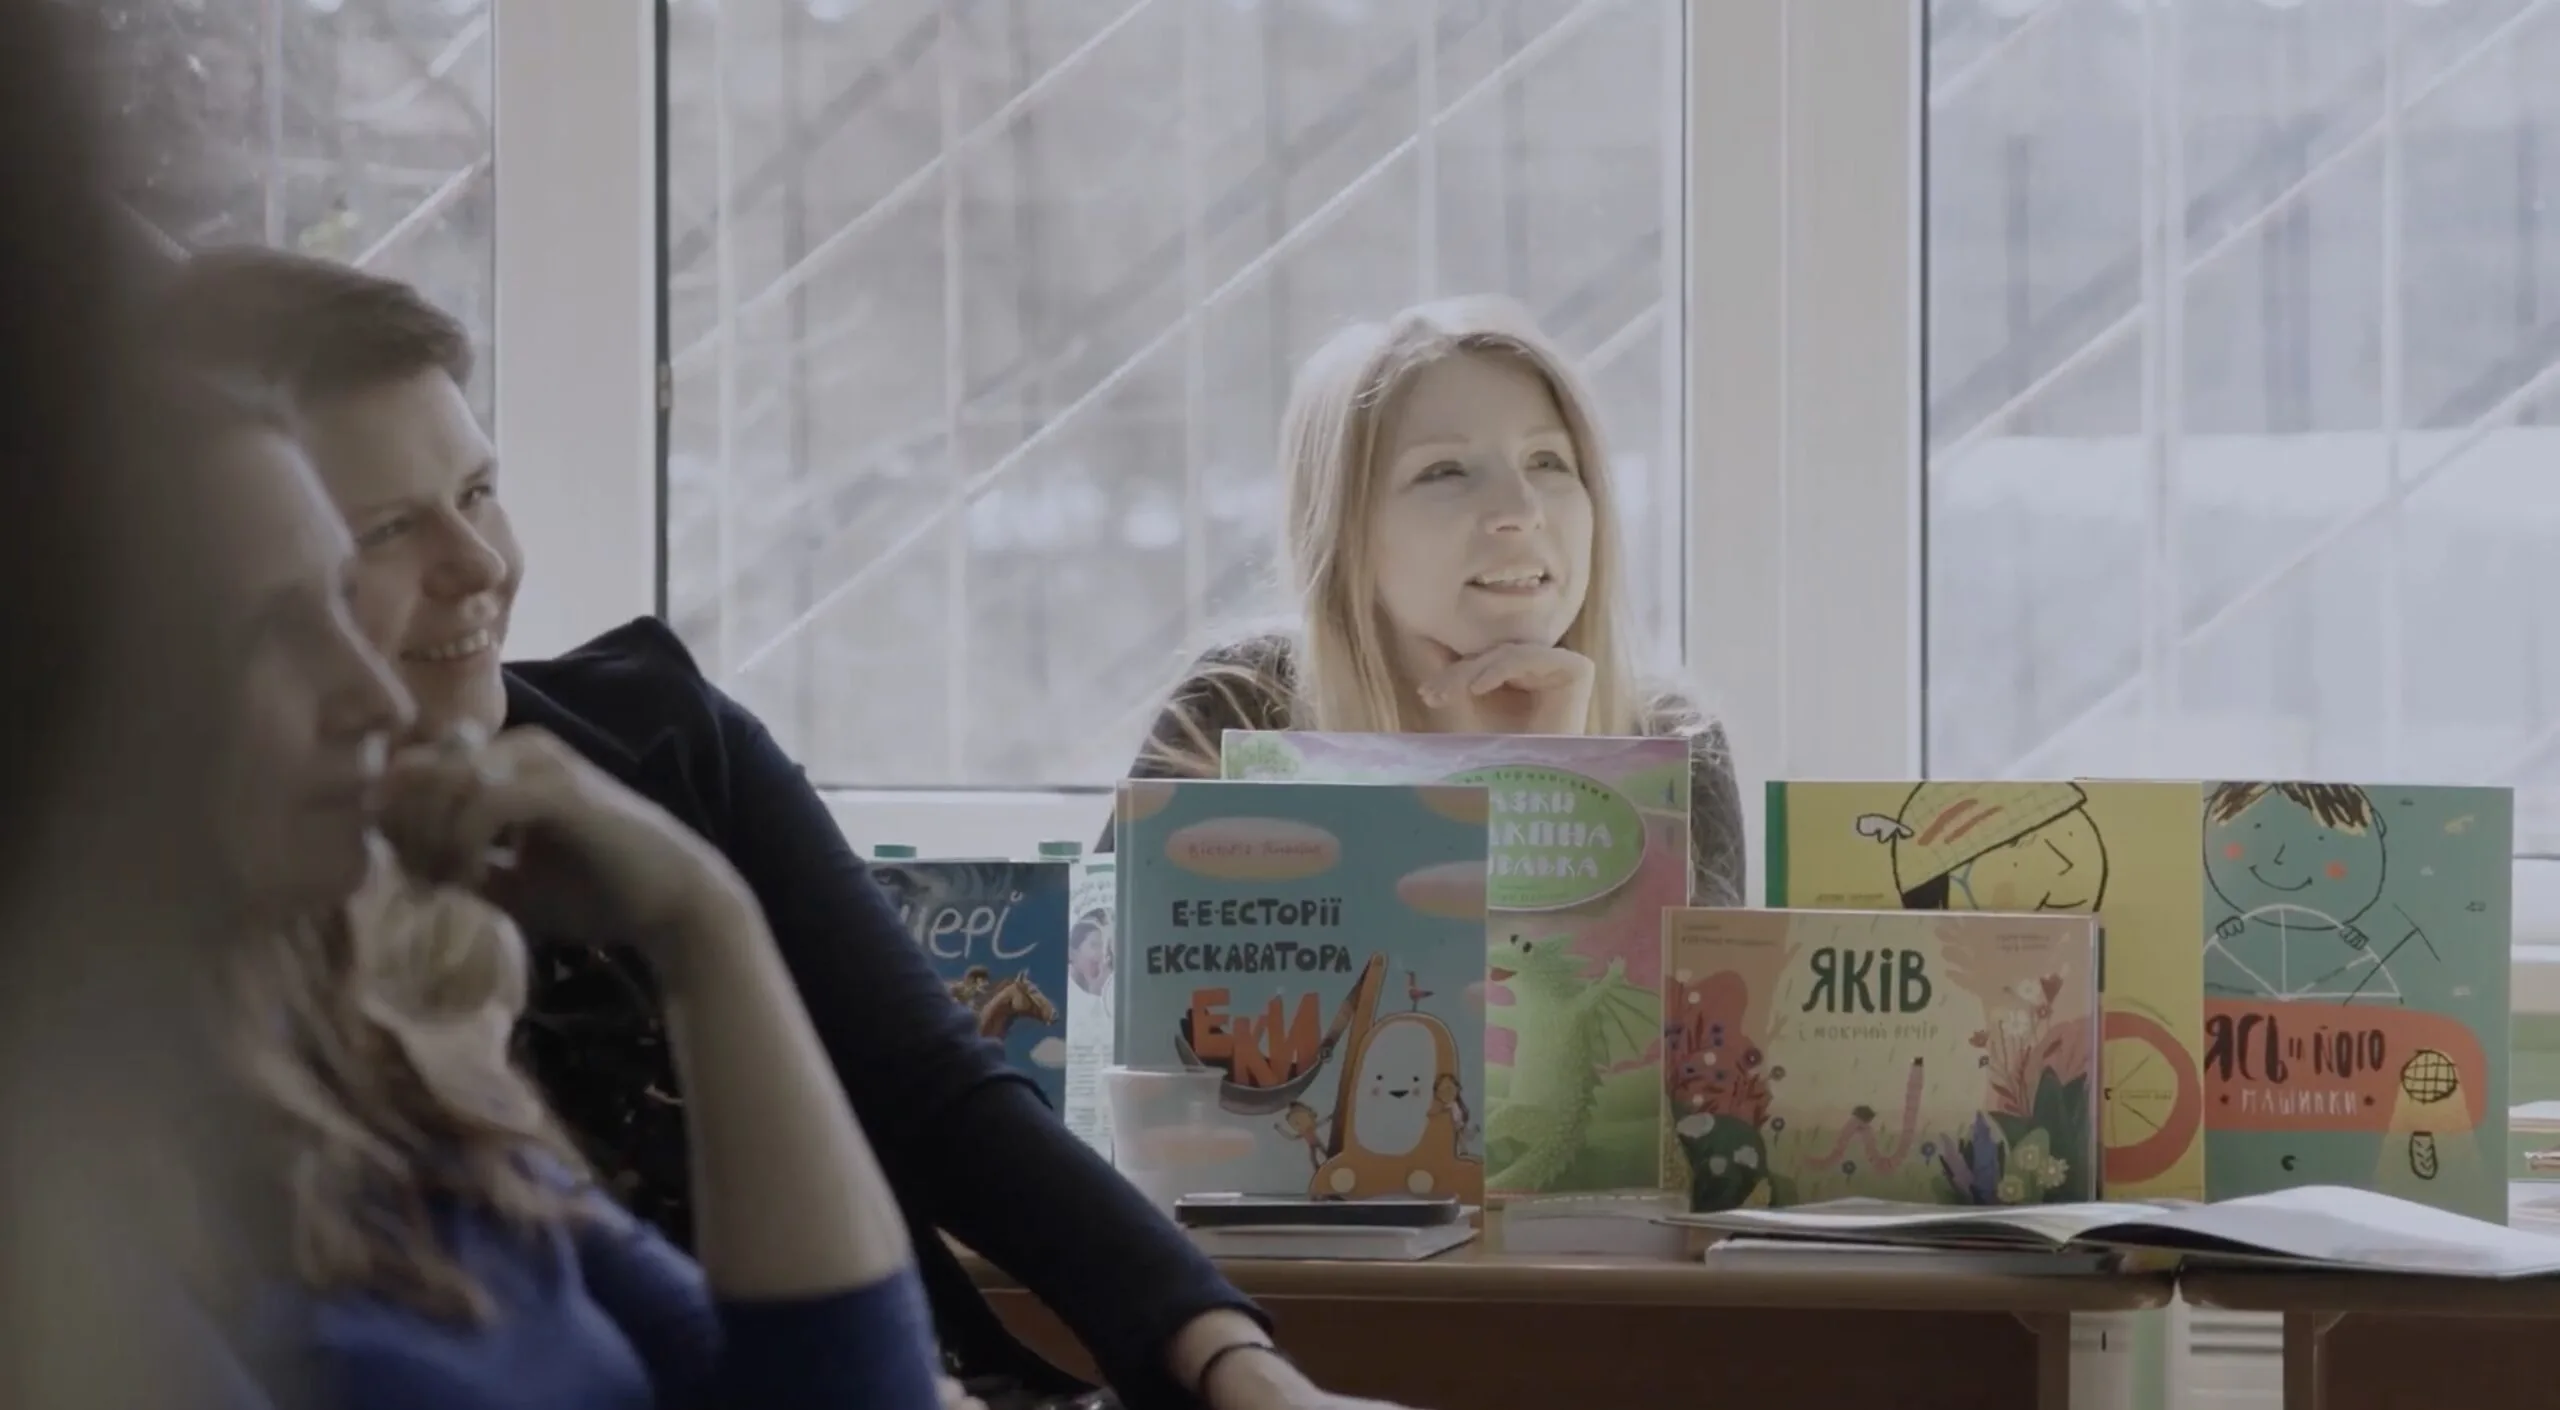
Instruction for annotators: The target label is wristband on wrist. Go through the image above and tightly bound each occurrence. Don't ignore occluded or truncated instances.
[1190,1340,1290,1400]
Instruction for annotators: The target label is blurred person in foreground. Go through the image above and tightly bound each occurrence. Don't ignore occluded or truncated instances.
[0,5,259,1407]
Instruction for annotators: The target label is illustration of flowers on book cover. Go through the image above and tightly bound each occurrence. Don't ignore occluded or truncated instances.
[1221,730,1689,1195]
[1663,908,2102,1212]
[1113,779,1490,1203]
[1766,780,2206,1202]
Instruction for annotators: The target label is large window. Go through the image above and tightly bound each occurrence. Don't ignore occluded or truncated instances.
[93,0,497,414]
[1927,0,2560,839]
[663,0,1687,793]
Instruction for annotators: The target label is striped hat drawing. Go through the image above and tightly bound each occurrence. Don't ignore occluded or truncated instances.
[1858,782,2094,899]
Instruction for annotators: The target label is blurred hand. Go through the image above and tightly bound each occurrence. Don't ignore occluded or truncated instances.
[376,725,751,958]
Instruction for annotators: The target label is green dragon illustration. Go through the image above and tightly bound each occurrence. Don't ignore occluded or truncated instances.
[1485,932,1659,1191]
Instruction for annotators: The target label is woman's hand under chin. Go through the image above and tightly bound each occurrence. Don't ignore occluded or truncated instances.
[1415,641,1594,736]
[375,724,754,965]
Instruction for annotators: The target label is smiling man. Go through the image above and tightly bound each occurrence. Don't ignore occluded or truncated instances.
[152,250,1413,1410]
[157,253,514,738]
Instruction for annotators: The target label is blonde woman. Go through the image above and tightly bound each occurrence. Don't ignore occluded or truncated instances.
[160,370,948,1410]
[1119,296,1745,905]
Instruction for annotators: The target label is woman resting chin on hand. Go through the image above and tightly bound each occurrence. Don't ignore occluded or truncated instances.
[1112,294,1746,910]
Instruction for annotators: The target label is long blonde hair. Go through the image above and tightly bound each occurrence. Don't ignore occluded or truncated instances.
[227,844,587,1323]
[1141,297,1646,780]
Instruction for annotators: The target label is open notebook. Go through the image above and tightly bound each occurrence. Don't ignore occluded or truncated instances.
[1665,1185,2560,1279]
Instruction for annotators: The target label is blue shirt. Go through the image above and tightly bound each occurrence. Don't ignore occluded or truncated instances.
[211,1195,942,1410]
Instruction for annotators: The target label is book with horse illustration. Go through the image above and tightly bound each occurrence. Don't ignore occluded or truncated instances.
[1221,730,1690,1195]
[1114,778,1489,1202]
[873,858,1075,1116]
[1663,907,2102,1212]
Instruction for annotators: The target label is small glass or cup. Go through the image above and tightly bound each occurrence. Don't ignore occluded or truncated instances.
[1102,1065,1256,1212]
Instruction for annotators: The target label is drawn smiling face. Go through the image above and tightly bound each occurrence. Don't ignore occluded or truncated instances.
[1349,1016,1438,1156]
[1945,809,2107,913]
[2205,787,2386,930]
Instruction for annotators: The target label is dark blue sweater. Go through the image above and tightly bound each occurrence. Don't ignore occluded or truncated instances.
[215,1196,942,1410]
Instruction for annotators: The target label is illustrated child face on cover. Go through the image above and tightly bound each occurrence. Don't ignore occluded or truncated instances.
[1068,913,1111,996]
[1365,348,1595,664]
[1868,783,2108,913]
[2203,783,2385,929]
[1348,1015,1444,1157]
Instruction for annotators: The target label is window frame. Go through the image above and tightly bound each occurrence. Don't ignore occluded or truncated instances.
[491,0,662,661]
[499,1,1922,869]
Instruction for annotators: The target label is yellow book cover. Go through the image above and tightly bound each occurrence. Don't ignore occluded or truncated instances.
[1764,781,2206,1201]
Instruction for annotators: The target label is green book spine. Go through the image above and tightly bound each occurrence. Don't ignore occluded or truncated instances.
[1763,779,1789,903]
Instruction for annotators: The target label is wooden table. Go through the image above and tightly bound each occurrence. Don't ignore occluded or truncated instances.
[965,1242,2172,1409]
[2184,1268,2560,1410]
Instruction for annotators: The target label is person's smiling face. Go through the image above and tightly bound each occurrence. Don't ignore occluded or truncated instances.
[296,367,521,740]
[1364,350,1594,671]
[2205,791,2387,927]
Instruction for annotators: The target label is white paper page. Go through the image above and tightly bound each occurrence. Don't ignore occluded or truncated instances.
[1663,1197,2174,1247]
[2122,1185,2560,1277]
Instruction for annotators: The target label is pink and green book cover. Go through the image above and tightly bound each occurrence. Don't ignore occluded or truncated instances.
[1222,730,1691,1194]
[1663,907,2102,1211]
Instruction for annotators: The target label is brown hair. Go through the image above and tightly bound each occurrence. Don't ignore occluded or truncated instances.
[155,246,473,401]
[2206,782,2379,833]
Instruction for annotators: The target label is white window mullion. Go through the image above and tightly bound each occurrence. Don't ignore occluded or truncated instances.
[492,0,660,659]
[1687,0,1923,902]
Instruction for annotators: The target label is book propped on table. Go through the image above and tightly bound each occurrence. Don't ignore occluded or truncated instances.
[1664,1184,2560,1279]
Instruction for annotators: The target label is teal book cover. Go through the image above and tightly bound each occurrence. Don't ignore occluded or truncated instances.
[2198,782,2513,1219]
[872,859,1073,1113]
[1222,730,1690,1194]
[1113,778,1490,1202]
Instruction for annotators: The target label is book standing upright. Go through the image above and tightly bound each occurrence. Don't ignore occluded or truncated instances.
[2197,782,2510,1220]
[873,858,1075,1118]
[1222,731,1691,1195]
[1663,907,2102,1211]
[1114,778,1489,1202]
[1766,780,2207,1201]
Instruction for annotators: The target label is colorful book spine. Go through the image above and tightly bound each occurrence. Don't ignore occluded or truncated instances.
[1221,730,1691,1194]
[1114,778,1489,1202]
[1663,907,2102,1210]
[1765,780,2207,1201]
[1064,853,1117,1157]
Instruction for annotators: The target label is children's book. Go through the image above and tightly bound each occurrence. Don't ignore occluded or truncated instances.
[872,859,1074,1117]
[1113,779,1490,1203]
[1663,908,2102,1212]
[1064,855,1117,1157]
[2195,782,2510,1221]
[1221,731,1690,1195]
[1665,1184,2560,1280]
[1765,781,2205,1201]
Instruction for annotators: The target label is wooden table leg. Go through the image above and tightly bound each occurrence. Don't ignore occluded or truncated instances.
[2014,1313,2073,1410]
[2281,1312,2342,1410]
